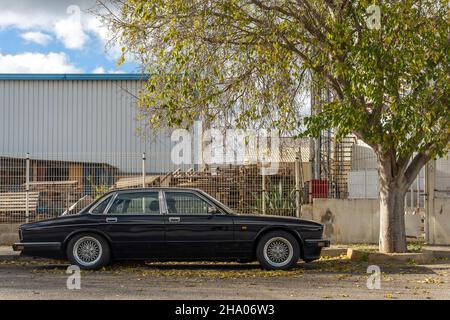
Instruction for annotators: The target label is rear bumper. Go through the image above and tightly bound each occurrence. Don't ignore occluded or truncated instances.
[13,242,63,259]
[13,242,61,251]
[302,239,330,261]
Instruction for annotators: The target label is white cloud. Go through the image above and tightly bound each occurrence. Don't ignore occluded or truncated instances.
[92,66,124,74]
[0,52,82,73]
[0,1,95,30]
[0,1,93,50]
[0,1,131,58]
[20,31,52,46]
[53,5,88,50]
[86,16,121,58]
[92,66,105,73]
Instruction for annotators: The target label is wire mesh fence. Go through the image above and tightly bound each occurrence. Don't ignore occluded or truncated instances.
[1,149,448,223]
[0,153,138,222]
[0,152,307,222]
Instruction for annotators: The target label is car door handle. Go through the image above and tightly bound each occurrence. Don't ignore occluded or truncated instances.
[106,217,117,223]
[168,217,180,223]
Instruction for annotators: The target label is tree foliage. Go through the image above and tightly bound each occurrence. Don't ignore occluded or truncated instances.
[96,0,450,252]
[101,0,449,177]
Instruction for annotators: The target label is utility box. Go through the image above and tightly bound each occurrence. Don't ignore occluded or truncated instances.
[309,179,329,198]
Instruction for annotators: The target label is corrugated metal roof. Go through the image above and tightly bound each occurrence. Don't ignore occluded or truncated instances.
[0,74,149,81]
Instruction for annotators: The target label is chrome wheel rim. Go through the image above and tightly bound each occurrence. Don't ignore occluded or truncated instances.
[263,237,293,267]
[73,236,102,267]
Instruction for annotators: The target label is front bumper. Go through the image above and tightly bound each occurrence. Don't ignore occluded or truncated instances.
[302,239,330,261]
[304,239,330,248]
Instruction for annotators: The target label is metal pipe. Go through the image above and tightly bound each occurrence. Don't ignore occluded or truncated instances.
[142,152,146,188]
[295,156,301,218]
[25,153,30,223]
[261,170,266,215]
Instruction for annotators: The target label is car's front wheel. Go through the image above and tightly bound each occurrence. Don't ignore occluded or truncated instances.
[67,233,111,270]
[256,231,300,270]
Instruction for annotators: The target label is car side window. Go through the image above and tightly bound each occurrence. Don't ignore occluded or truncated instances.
[165,192,210,215]
[91,195,112,214]
[108,192,160,215]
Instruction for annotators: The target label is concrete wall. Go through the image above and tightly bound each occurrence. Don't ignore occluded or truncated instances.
[0,223,20,245]
[304,199,423,244]
[310,199,380,244]
[428,198,450,245]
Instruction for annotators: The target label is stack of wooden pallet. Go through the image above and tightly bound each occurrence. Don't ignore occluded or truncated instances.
[0,192,40,222]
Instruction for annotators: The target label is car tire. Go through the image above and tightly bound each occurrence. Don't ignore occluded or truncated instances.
[67,233,111,270]
[256,231,300,270]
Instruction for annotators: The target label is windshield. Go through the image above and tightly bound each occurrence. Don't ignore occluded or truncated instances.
[61,195,95,216]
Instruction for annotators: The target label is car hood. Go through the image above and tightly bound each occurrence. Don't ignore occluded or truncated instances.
[20,213,84,229]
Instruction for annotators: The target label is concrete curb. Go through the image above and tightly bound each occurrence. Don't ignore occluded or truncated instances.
[321,247,348,257]
[0,253,44,262]
[423,248,450,259]
[0,255,24,261]
[347,248,435,264]
[0,246,33,261]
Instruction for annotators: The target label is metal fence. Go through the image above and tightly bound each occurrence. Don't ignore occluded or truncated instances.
[1,149,448,223]
[0,152,309,222]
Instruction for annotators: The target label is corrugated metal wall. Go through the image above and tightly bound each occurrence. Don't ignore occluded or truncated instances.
[437,157,450,196]
[351,143,378,170]
[0,79,192,173]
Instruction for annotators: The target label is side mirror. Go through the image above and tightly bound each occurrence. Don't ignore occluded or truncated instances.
[207,206,220,214]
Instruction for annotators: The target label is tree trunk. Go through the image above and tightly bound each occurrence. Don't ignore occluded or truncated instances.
[379,183,407,253]
[378,152,409,253]
[376,150,431,253]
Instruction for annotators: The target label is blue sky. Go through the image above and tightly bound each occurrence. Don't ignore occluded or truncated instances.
[0,0,138,74]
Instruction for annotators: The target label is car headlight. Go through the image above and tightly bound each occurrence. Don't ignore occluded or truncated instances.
[19,228,23,241]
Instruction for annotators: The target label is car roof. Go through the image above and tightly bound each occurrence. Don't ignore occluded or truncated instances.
[112,187,204,193]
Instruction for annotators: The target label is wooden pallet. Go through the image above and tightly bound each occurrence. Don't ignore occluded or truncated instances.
[0,192,40,221]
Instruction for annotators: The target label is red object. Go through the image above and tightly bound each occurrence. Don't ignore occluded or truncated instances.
[310,179,328,198]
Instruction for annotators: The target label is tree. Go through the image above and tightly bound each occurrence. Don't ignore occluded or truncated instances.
[98,0,450,252]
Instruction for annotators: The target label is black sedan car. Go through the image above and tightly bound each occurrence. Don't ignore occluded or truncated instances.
[13,188,329,270]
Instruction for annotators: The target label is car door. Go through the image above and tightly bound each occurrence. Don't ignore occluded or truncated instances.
[97,190,166,259]
[163,190,235,259]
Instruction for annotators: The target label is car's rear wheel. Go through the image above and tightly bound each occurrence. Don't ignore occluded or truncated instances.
[67,233,110,270]
[256,231,299,270]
